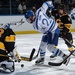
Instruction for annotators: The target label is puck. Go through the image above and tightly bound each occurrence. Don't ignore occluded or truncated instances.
[21,64,24,67]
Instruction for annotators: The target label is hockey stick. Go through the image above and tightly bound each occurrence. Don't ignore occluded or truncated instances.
[13,48,35,61]
[48,38,75,66]
[14,19,25,28]
[0,48,35,62]
[0,19,25,26]
[32,49,40,60]
[48,50,75,66]
[21,48,35,61]
[0,54,12,57]
[63,38,75,47]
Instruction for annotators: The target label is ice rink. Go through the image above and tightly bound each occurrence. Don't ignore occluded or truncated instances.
[1,33,75,75]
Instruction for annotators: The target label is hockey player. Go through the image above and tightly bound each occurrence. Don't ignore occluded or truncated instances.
[25,1,70,65]
[50,4,74,58]
[0,24,15,72]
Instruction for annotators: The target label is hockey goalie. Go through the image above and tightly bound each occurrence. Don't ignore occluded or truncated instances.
[0,24,16,72]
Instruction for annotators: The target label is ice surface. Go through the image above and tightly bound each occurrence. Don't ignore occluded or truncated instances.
[0,33,75,75]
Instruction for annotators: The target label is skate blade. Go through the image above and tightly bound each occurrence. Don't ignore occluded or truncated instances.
[35,63,51,67]
[35,62,44,65]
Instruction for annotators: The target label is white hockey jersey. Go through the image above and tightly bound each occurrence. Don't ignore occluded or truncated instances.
[33,9,57,34]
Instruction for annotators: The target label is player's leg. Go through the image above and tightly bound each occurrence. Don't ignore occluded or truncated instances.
[0,60,14,72]
[50,32,73,58]
[47,29,70,63]
[64,32,73,48]
[35,34,47,64]
[63,32,75,55]
[0,50,14,72]
[0,42,15,72]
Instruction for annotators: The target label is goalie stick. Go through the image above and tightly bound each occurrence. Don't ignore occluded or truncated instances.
[21,48,35,61]
[48,38,75,66]
[0,48,35,62]
[32,49,40,60]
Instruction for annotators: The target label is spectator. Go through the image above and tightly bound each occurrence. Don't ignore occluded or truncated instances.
[18,0,26,14]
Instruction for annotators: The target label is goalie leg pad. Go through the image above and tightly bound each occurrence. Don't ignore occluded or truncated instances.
[0,60,15,72]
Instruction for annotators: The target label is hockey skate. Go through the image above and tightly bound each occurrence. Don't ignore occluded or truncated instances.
[35,58,44,64]
[0,60,15,72]
[50,55,56,58]
[50,54,57,60]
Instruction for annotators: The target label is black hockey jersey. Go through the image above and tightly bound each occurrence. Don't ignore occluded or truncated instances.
[0,28,15,53]
[52,9,72,34]
[57,14,72,32]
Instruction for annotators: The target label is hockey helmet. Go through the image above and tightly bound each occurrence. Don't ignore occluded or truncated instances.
[25,10,34,19]
[25,10,34,23]
[58,4,66,11]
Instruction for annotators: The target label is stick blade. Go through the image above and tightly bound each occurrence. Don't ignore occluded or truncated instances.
[29,48,36,61]
[48,61,62,66]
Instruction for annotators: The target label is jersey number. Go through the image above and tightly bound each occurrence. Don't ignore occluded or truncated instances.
[42,18,53,26]
[42,19,49,26]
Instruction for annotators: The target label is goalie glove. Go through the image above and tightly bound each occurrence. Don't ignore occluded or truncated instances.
[8,51,21,62]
